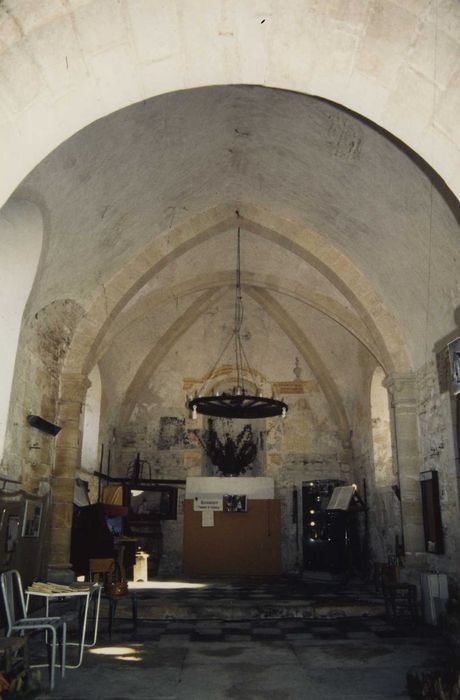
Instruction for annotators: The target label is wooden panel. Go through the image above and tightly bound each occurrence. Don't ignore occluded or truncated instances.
[420,470,444,554]
[183,499,281,576]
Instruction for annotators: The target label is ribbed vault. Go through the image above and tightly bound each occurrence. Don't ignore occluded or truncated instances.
[63,206,410,379]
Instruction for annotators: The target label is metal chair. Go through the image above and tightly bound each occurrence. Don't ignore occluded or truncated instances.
[0,569,66,690]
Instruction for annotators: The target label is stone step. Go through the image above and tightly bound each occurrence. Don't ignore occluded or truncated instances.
[105,577,386,621]
[113,599,386,621]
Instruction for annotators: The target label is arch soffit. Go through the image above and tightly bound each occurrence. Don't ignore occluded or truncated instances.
[119,282,350,441]
[64,204,410,383]
[95,271,383,368]
[0,4,459,206]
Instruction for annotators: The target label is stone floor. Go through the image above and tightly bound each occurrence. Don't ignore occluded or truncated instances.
[31,578,448,700]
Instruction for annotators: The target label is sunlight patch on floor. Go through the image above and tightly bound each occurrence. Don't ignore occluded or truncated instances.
[128,580,208,590]
[90,645,142,657]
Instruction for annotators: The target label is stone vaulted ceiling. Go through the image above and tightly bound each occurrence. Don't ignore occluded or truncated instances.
[11,85,460,432]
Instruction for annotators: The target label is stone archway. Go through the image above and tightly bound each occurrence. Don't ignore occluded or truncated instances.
[49,204,411,570]
[1,2,459,208]
[0,5,457,579]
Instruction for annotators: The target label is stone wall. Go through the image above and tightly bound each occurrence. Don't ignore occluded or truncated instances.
[102,381,347,576]
[2,299,84,495]
[416,358,460,579]
[347,353,460,582]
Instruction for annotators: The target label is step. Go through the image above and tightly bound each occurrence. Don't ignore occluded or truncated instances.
[105,577,386,621]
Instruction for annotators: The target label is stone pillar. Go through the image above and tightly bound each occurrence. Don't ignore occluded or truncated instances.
[49,373,88,576]
[384,373,425,562]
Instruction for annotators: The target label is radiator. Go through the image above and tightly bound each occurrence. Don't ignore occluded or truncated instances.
[420,573,448,625]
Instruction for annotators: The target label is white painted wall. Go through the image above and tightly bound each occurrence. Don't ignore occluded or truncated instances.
[80,364,102,473]
[0,200,43,462]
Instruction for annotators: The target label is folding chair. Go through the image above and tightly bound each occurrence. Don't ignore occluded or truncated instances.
[0,569,66,690]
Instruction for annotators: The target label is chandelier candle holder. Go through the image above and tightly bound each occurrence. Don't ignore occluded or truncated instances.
[188,219,288,421]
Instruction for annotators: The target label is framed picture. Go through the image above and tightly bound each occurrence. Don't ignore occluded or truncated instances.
[22,500,42,537]
[128,486,177,520]
[420,470,444,554]
[223,495,247,512]
[6,515,20,552]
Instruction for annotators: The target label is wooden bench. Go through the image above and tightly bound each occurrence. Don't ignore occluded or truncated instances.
[0,636,29,692]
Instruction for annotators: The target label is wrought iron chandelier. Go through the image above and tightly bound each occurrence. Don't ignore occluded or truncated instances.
[188,220,288,420]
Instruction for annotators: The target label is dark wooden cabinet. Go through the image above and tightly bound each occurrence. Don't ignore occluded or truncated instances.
[70,503,136,578]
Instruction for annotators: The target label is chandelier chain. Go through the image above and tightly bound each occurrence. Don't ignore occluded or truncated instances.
[188,218,288,420]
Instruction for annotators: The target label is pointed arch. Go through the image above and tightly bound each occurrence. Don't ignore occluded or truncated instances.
[118,283,350,442]
[63,204,410,385]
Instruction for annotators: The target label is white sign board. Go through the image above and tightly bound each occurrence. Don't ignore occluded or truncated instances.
[193,496,223,512]
[186,477,274,499]
[201,510,215,527]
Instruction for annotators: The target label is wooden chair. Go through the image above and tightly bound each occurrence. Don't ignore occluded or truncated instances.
[89,558,116,585]
[380,564,418,624]
[0,637,29,693]
[89,558,129,636]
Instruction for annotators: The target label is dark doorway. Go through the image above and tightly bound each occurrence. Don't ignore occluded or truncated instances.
[302,479,349,576]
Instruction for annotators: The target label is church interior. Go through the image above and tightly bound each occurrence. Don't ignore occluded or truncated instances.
[0,1,460,698]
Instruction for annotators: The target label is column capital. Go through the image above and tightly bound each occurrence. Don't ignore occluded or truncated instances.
[59,372,90,400]
[383,372,417,406]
